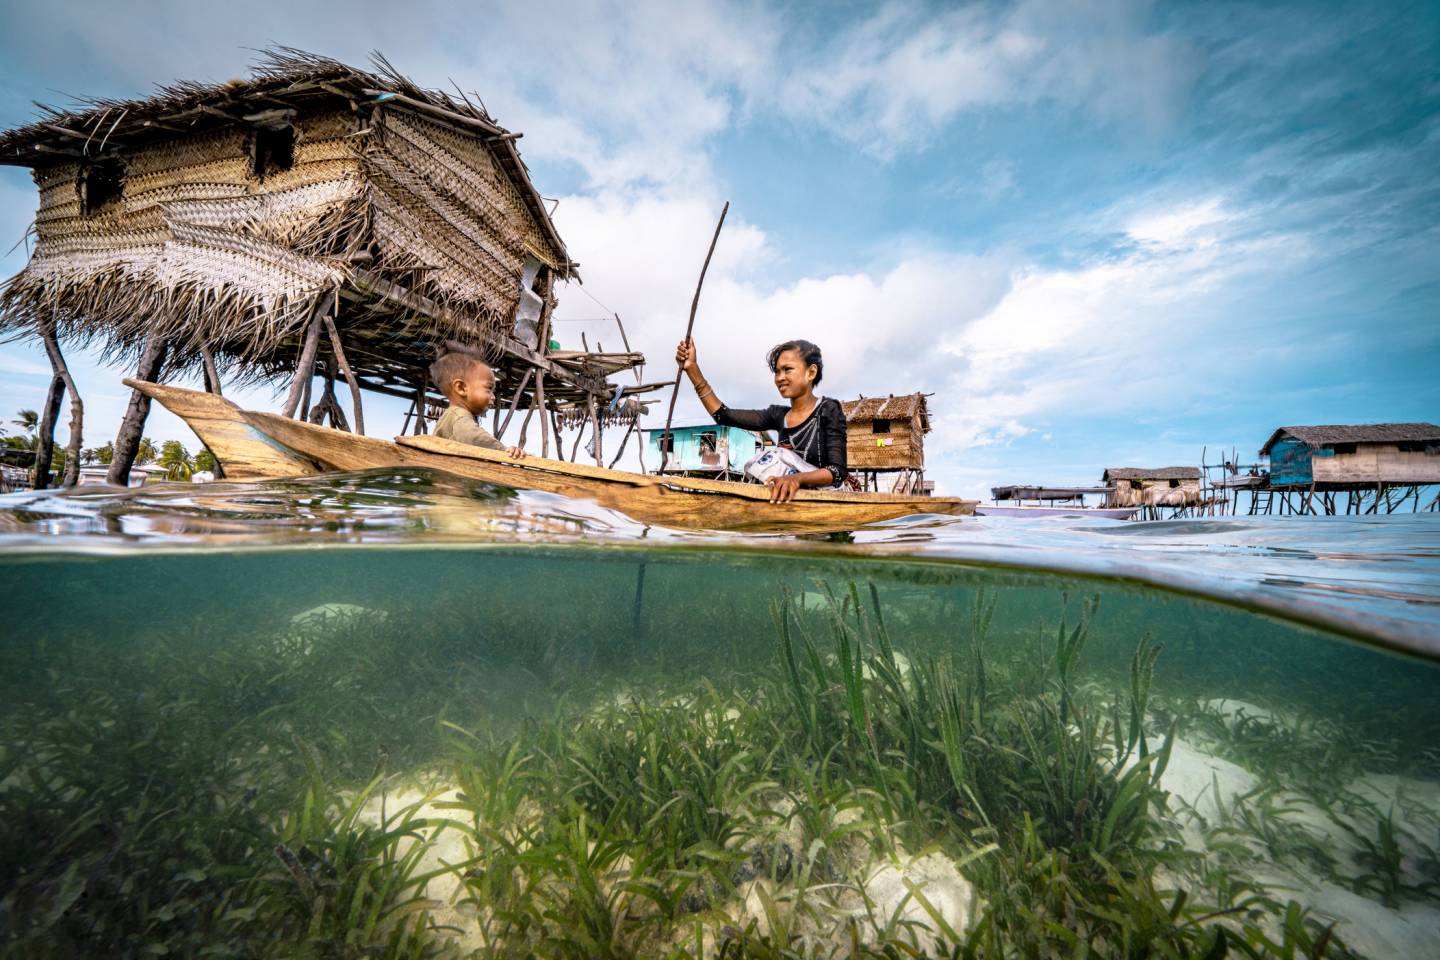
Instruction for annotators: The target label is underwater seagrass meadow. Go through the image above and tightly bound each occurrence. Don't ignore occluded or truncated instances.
[2,541,1439,959]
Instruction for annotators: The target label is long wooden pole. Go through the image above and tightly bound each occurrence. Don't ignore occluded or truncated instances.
[660,201,728,472]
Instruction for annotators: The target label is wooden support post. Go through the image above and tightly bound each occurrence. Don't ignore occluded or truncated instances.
[516,405,536,447]
[39,325,83,488]
[323,314,365,435]
[413,374,428,435]
[281,301,327,419]
[589,394,603,466]
[608,421,638,469]
[197,347,226,479]
[108,334,169,486]
[32,375,64,490]
[533,272,555,458]
[550,409,567,461]
[533,373,548,456]
[298,371,312,421]
[497,369,533,439]
[201,348,223,396]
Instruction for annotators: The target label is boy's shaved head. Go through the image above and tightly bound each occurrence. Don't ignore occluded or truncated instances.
[430,351,490,387]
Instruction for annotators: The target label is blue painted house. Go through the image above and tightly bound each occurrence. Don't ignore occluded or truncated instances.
[644,423,764,479]
[1259,423,1440,488]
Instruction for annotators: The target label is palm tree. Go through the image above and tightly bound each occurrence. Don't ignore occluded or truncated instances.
[12,409,38,437]
[157,440,194,481]
[95,441,114,465]
[135,437,158,466]
[193,449,217,474]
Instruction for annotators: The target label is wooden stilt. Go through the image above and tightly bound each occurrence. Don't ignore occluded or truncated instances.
[32,375,64,490]
[201,348,223,396]
[549,409,567,460]
[607,421,638,469]
[281,304,326,419]
[516,405,536,447]
[413,375,428,435]
[534,273,554,458]
[589,394,603,466]
[39,325,83,487]
[108,334,169,486]
[308,361,349,431]
[197,348,226,480]
[533,373,548,456]
[496,369,533,440]
[322,314,364,435]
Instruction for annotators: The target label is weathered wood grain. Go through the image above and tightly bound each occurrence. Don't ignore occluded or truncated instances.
[124,380,322,479]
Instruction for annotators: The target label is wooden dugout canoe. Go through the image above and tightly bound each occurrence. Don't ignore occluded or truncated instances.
[127,380,975,533]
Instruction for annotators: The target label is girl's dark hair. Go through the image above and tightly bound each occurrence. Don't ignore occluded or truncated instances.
[766,339,824,386]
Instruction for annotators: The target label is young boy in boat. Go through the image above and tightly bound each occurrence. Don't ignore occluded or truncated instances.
[429,352,526,458]
[675,337,847,503]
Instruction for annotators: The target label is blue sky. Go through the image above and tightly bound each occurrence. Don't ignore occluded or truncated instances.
[0,0,1436,497]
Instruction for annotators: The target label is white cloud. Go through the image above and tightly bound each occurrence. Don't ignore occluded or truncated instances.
[1126,196,1229,248]
[779,0,1203,155]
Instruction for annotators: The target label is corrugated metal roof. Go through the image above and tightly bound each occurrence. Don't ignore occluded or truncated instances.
[1260,423,1440,455]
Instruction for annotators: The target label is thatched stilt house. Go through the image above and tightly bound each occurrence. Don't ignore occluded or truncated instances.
[0,49,648,486]
[841,393,931,494]
[1101,467,1202,508]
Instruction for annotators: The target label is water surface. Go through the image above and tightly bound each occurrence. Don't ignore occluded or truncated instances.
[1,472,1436,957]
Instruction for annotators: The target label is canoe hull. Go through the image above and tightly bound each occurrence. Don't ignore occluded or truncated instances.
[129,381,974,533]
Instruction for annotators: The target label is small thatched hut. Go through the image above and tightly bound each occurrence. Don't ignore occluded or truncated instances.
[841,393,931,493]
[0,49,643,485]
[1101,466,1202,508]
[1259,423,1440,488]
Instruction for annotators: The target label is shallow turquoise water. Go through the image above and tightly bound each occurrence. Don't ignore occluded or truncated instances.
[0,471,1437,957]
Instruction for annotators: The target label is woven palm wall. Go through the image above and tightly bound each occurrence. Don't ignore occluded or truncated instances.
[846,418,924,470]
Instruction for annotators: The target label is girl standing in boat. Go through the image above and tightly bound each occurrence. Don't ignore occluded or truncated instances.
[675,338,848,503]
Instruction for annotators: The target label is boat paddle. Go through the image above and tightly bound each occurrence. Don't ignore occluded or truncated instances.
[659,201,729,473]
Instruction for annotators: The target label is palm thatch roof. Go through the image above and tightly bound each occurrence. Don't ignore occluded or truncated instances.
[841,393,931,432]
[1102,466,1201,482]
[1259,423,1440,455]
[0,48,591,398]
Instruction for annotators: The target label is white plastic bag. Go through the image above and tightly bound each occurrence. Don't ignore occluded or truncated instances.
[743,447,816,483]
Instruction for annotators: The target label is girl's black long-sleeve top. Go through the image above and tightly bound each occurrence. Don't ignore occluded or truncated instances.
[712,397,849,485]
